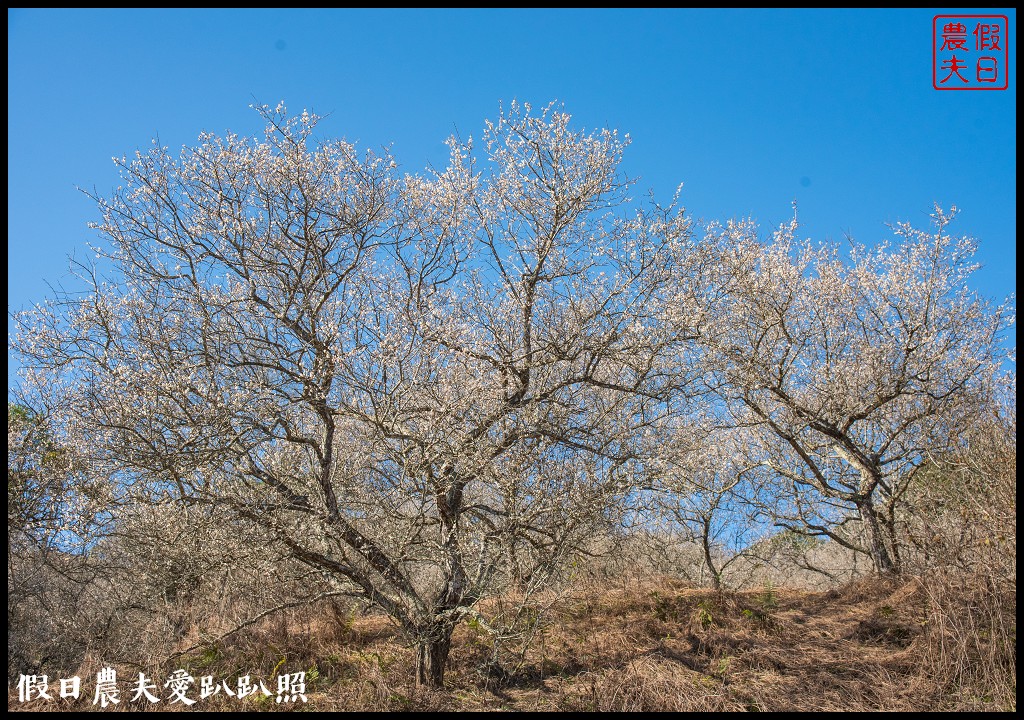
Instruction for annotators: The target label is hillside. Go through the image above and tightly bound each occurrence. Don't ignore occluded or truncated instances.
[12,575,1014,712]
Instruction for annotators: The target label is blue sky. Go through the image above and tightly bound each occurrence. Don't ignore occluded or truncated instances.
[7,9,1017,362]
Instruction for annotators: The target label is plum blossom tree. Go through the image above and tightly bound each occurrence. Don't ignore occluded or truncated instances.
[695,208,1012,573]
[12,102,702,687]
[652,421,768,590]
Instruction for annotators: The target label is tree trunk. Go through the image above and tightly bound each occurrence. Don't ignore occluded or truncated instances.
[858,500,896,574]
[700,517,722,590]
[415,623,454,689]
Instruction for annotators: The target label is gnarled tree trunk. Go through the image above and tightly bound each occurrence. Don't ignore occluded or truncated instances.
[857,499,896,574]
[415,622,454,689]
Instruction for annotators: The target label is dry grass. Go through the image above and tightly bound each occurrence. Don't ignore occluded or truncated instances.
[10,574,1014,712]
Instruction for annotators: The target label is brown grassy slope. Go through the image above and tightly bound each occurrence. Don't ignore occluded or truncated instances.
[10,575,1014,712]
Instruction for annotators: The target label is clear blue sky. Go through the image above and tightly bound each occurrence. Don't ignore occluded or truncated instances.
[7,9,1017,362]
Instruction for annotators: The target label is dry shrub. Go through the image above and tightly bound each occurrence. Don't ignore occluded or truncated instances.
[919,570,1016,709]
[901,401,1016,710]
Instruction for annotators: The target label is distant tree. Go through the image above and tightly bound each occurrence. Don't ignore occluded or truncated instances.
[8,403,56,552]
[7,402,101,555]
[652,420,768,590]
[694,208,1012,573]
[7,401,106,674]
[12,102,702,687]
